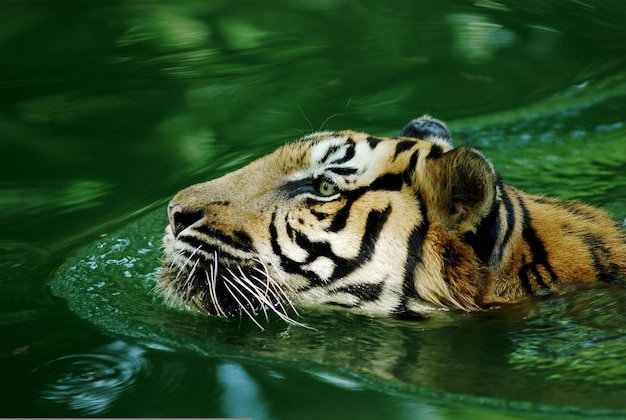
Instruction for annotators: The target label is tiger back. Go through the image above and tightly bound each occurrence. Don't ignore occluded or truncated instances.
[160,116,626,324]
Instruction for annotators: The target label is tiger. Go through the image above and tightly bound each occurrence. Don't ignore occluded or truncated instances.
[160,116,626,327]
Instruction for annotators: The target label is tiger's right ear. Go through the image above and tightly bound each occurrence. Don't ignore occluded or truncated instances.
[422,147,498,232]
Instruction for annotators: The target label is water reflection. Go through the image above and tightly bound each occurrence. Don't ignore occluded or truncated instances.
[33,340,147,415]
[118,7,211,50]
[217,362,269,420]
[509,284,626,388]
[447,13,517,64]
[0,180,110,218]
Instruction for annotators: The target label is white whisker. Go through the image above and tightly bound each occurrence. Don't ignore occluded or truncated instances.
[249,273,291,317]
[173,244,202,284]
[222,277,265,330]
[227,265,305,328]
[186,258,200,281]
[319,113,345,131]
[162,239,312,329]
[225,267,270,321]
[183,259,201,301]
[206,270,224,318]
[233,266,291,322]
[255,258,307,322]
[208,251,227,318]
[253,257,301,316]
[224,270,266,310]
[244,271,310,329]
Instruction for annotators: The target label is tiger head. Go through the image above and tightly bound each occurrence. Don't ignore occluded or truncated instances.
[160,116,507,325]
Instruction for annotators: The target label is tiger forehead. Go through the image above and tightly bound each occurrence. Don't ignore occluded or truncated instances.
[281,131,439,177]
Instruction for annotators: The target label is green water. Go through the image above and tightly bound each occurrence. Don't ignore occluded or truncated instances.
[1,1,625,418]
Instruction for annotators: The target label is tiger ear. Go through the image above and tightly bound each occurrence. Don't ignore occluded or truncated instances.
[399,115,452,147]
[423,148,497,231]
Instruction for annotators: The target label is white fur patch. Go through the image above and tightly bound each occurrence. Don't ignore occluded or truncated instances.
[302,256,335,282]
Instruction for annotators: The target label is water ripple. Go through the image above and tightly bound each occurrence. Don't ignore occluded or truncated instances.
[33,340,148,415]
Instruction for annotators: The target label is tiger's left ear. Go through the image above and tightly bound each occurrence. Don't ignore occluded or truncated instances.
[423,147,498,232]
[399,115,452,148]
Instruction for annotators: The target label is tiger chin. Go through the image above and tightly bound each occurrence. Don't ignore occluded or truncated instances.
[159,115,626,327]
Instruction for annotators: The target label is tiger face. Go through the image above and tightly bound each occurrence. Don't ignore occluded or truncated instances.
[160,116,626,325]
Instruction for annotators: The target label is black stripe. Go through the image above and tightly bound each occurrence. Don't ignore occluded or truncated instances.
[329,200,353,232]
[293,230,333,263]
[320,144,341,164]
[583,233,606,278]
[310,209,329,221]
[233,230,253,248]
[270,211,319,282]
[396,194,429,313]
[369,173,404,191]
[194,225,254,252]
[519,255,535,295]
[328,166,358,176]
[464,203,499,264]
[582,233,622,282]
[333,283,383,302]
[326,302,355,308]
[178,242,244,269]
[403,150,420,186]
[497,185,516,261]
[464,179,507,264]
[393,140,416,159]
[426,144,443,160]
[531,196,597,220]
[270,207,392,286]
[517,195,556,293]
[367,136,382,149]
[330,139,356,164]
[328,174,403,233]
[179,245,211,265]
[285,215,296,240]
[179,235,207,254]
[330,206,392,280]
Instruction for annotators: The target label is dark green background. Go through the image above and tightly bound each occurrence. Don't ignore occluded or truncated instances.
[1,1,625,418]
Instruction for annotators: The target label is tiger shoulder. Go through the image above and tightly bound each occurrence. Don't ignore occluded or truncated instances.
[160,116,626,322]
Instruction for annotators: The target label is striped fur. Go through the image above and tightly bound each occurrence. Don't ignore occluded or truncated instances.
[160,116,626,325]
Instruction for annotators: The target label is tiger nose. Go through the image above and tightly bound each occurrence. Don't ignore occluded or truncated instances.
[167,204,205,237]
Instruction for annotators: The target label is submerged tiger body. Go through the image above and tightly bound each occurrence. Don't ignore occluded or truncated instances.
[160,116,626,324]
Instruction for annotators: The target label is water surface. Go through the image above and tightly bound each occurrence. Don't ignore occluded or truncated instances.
[1,1,625,418]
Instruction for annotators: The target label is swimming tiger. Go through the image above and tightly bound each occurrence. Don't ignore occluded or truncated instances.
[160,116,626,326]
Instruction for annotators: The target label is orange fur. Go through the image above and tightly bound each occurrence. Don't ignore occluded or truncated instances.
[160,117,626,321]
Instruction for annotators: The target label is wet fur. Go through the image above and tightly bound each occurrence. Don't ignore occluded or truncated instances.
[160,116,626,324]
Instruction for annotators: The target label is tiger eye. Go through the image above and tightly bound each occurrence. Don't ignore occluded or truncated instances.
[318,180,336,196]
